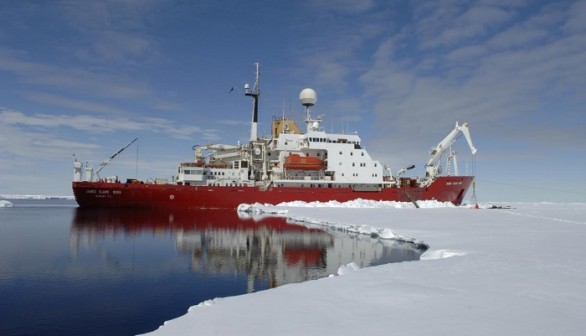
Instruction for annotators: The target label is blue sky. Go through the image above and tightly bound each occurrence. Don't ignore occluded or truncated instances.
[1,0,585,202]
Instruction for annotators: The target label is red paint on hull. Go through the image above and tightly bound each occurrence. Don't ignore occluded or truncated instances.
[72,207,323,233]
[72,176,474,209]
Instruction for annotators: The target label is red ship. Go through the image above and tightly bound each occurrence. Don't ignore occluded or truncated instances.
[72,64,477,209]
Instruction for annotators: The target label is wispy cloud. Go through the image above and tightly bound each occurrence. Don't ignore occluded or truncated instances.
[0,49,151,99]
[59,0,163,65]
[414,3,516,49]
[349,0,586,165]
[23,92,132,116]
[0,108,220,141]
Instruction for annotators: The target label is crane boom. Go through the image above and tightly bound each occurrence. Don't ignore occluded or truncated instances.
[425,122,477,180]
[96,138,138,179]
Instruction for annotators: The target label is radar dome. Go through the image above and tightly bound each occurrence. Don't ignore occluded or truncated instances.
[299,88,317,107]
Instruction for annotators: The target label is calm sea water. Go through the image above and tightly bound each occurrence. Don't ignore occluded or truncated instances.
[0,199,426,336]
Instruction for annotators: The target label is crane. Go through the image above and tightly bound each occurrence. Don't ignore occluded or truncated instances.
[425,122,477,181]
[95,138,138,180]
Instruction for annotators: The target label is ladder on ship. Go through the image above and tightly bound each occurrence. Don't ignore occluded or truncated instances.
[404,191,420,208]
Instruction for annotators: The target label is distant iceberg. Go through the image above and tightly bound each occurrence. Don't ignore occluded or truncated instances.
[0,194,74,200]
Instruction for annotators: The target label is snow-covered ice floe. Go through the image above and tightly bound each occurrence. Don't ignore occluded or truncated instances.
[237,202,429,249]
[276,198,456,209]
[0,200,14,207]
[145,202,586,336]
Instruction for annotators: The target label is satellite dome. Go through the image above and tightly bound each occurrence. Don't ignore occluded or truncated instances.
[299,88,317,107]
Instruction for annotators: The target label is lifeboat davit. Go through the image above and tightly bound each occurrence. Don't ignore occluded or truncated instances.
[283,154,324,171]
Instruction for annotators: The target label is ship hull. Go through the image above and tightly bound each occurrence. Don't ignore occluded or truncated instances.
[72,176,474,209]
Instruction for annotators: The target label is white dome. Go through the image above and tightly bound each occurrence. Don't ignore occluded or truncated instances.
[299,88,317,106]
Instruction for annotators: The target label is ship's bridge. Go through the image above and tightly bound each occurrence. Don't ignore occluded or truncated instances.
[304,133,361,147]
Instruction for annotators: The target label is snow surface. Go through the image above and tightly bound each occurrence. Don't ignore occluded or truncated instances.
[145,201,586,336]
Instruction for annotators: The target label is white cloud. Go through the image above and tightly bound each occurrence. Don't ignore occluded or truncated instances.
[413,1,517,50]
[563,0,586,33]
[355,0,586,168]
[0,108,220,141]
[309,0,377,13]
[59,0,163,65]
[24,92,132,116]
[0,50,151,99]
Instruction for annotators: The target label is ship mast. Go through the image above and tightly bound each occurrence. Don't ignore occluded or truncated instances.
[299,88,318,132]
[245,62,260,141]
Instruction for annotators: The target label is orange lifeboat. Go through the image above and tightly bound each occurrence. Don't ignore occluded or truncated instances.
[283,154,324,171]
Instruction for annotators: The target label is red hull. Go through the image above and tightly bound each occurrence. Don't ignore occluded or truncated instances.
[72,176,474,209]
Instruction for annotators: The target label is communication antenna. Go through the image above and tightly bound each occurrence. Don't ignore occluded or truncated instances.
[299,88,318,132]
[245,62,260,141]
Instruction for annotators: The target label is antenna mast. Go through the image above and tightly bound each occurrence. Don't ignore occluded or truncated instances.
[245,62,260,141]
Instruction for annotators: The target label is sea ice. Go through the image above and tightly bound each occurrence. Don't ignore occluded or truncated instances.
[144,201,586,336]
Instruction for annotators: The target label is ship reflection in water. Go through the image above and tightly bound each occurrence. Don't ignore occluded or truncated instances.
[71,208,426,292]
